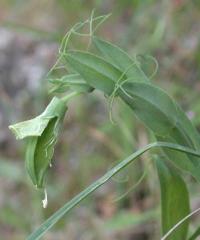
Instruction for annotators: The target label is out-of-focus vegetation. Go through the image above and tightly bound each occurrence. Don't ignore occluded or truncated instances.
[0,1,200,239]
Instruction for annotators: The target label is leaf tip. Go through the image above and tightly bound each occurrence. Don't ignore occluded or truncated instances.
[8,124,21,140]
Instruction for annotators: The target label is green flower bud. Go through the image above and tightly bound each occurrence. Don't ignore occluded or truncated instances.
[9,97,67,188]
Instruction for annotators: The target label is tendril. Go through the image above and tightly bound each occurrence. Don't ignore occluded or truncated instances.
[136,54,159,80]
[47,12,111,77]
[112,169,147,203]
[108,61,138,124]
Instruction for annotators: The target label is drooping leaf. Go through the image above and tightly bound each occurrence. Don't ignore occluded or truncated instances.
[9,97,67,188]
[156,159,190,240]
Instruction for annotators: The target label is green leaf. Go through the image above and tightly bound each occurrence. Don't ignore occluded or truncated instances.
[27,141,200,240]
[9,97,67,139]
[65,51,178,135]
[65,51,126,95]
[9,117,49,140]
[93,36,149,82]
[121,82,178,135]
[155,101,200,182]
[156,159,190,240]
[175,104,200,149]
[64,50,200,180]
[25,117,57,188]
[121,82,200,180]
[9,97,67,188]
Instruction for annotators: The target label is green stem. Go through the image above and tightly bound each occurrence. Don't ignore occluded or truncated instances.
[27,141,200,240]
[61,91,81,104]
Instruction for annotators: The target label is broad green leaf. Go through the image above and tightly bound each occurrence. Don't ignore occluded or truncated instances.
[65,49,200,145]
[93,36,149,82]
[66,51,178,134]
[65,50,200,150]
[121,82,178,135]
[65,51,127,95]
[156,159,190,240]
[64,50,200,180]
[49,73,93,93]
[121,82,200,180]
[96,37,200,149]
[27,141,200,240]
[9,97,67,188]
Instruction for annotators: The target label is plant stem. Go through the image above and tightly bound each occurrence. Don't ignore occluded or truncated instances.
[61,91,81,104]
[27,141,200,240]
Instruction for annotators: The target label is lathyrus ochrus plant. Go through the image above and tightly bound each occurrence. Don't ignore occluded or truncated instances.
[9,13,200,240]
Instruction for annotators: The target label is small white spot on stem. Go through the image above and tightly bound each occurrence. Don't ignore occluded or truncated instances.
[49,163,52,167]
[42,188,48,208]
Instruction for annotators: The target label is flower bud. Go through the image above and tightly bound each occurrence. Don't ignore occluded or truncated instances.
[9,97,67,188]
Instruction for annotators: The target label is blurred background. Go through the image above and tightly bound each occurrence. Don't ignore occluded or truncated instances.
[0,0,200,239]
